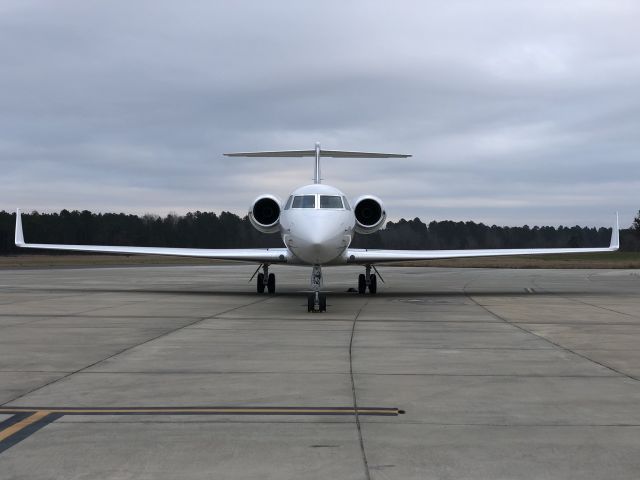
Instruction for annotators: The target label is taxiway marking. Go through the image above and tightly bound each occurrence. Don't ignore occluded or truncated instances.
[0,405,403,454]
[0,410,62,454]
[0,406,402,416]
[0,411,51,442]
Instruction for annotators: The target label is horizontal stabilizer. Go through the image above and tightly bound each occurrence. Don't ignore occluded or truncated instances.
[224,149,411,158]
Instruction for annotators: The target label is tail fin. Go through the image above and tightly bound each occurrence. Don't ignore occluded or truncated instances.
[224,143,411,184]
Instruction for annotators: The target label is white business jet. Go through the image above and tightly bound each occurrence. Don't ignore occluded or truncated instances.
[15,143,619,312]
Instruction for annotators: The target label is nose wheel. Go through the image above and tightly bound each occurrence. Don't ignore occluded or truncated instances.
[307,292,327,312]
[358,265,378,294]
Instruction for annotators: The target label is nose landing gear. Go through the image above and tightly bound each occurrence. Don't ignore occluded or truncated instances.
[307,291,327,312]
[358,265,379,294]
[307,264,327,312]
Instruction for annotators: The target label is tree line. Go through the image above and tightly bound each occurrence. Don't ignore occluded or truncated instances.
[0,209,638,255]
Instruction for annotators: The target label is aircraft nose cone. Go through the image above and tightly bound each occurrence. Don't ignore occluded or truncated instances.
[293,223,344,264]
[302,230,331,253]
[308,230,329,249]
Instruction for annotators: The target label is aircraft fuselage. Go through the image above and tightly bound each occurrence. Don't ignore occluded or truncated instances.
[279,183,355,265]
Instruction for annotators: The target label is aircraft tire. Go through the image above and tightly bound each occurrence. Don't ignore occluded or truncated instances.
[257,273,265,293]
[267,273,276,293]
[307,293,315,312]
[358,274,366,294]
[319,293,327,312]
[369,274,377,294]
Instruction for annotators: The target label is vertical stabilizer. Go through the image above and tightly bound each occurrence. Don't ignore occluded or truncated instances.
[314,142,321,184]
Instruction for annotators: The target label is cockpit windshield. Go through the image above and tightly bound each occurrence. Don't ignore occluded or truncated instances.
[292,195,316,208]
[284,196,294,210]
[320,196,344,209]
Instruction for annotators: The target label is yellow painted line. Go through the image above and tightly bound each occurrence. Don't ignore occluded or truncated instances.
[0,408,397,415]
[0,411,50,442]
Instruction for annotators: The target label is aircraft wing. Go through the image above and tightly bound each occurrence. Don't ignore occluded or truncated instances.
[347,214,620,264]
[14,210,289,263]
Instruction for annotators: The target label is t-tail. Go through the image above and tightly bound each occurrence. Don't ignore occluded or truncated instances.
[224,143,411,184]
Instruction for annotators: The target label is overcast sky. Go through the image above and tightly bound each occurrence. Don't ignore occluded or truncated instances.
[1,0,639,227]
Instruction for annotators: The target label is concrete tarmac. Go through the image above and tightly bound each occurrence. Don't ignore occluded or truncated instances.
[0,265,639,479]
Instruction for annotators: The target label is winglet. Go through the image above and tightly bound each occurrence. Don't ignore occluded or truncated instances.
[609,212,620,251]
[15,209,25,247]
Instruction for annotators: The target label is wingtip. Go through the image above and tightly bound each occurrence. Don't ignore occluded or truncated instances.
[15,208,25,246]
[610,212,620,251]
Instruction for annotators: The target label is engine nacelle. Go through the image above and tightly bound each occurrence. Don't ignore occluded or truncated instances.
[249,194,281,234]
[353,195,386,234]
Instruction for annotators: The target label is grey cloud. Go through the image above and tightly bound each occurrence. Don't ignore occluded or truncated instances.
[1,0,639,227]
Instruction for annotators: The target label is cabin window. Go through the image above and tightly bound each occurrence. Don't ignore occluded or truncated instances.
[320,195,343,209]
[292,195,316,208]
[284,195,294,210]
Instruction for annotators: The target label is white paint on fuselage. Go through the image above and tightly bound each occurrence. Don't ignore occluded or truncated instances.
[279,184,355,265]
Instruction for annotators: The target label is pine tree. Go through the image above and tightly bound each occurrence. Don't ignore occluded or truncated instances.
[632,210,640,235]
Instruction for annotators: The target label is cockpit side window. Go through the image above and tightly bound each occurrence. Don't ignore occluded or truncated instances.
[292,195,316,208]
[284,195,294,210]
[320,195,344,209]
[342,196,351,211]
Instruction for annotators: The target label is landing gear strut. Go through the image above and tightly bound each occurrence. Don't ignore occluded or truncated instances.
[358,265,378,295]
[307,264,327,312]
[256,264,276,294]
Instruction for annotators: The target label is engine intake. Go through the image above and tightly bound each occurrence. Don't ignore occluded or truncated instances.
[249,195,281,234]
[353,195,386,234]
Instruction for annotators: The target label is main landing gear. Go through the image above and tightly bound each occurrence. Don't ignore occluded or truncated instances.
[307,264,327,312]
[358,264,378,294]
[255,264,276,294]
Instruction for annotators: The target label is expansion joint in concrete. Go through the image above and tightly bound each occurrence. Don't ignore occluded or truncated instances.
[349,298,372,480]
[463,285,640,383]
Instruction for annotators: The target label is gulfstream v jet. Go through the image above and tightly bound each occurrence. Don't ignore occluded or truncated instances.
[15,143,619,312]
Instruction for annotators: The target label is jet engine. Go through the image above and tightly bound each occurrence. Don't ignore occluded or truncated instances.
[249,195,281,234]
[353,195,386,234]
